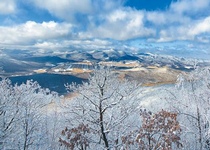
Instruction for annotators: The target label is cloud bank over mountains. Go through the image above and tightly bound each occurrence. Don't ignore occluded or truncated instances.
[0,0,210,58]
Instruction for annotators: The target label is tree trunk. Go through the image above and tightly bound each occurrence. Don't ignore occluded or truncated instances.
[99,102,109,150]
[23,118,29,150]
[98,77,109,149]
[197,107,202,150]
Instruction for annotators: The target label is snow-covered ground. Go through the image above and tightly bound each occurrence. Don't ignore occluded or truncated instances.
[134,84,175,112]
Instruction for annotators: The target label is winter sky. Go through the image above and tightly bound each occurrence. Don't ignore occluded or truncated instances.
[0,0,210,59]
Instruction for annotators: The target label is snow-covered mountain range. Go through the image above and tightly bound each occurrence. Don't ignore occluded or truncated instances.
[1,48,210,94]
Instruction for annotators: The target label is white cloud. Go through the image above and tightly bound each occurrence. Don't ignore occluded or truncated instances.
[34,39,117,51]
[156,16,210,42]
[0,20,120,51]
[170,0,210,15]
[146,0,210,27]
[65,39,114,50]
[32,0,92,21]
[146,11,191,26]
[34,42,67,50]
[0,21,72,46]
[144,0,210,43]
[189,16,210,36]
[86,8,155,40]
[32,0,123,22]
[0,0,16,14]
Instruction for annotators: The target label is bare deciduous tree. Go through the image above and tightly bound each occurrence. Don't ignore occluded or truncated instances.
[64,67,140,149]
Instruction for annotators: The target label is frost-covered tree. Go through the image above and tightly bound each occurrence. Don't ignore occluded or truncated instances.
[0,79,19,149]
[168,67,210,149]
[0,79,60,150]
[63,67,140,149]
[15,80,59,150]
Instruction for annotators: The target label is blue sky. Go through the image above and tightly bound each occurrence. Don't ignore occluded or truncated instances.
[0,0,210,59]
